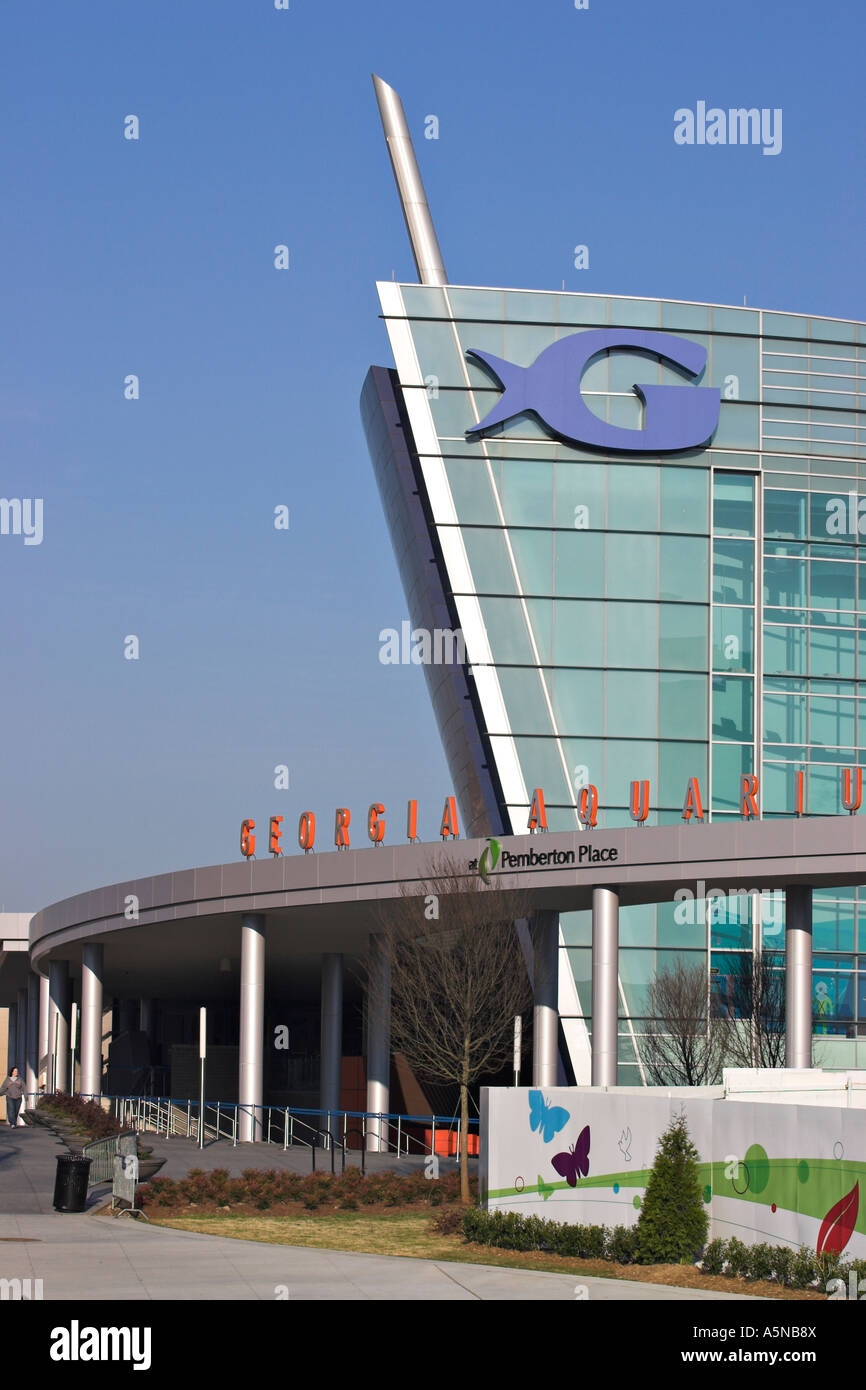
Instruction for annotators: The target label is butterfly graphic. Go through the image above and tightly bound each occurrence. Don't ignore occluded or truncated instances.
[528,1090,570,1144]
[552,1126,591,1187]
[618,1127,633,1163]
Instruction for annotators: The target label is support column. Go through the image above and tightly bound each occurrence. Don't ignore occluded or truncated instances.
[365,934,390,1153]
[786,885,813,1069]
[48,960,70,1093]
[139,998,155,1039]
[238,914,266,1143]
[80,944,104,1100]
[319,954,343,1143]
[7,1006,17,1086]
[16,987,27,1078]
[591,887,619,1087]
[532,911,559,1087]
[38,975,49,1094]
[26,973,39,1109]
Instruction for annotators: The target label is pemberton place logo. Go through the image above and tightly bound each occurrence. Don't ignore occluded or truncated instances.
[465,329,721,453]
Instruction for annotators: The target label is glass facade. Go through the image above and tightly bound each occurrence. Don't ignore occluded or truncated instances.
[370,284,866,1079]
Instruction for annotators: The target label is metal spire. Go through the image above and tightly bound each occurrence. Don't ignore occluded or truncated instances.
[372,74,448,287]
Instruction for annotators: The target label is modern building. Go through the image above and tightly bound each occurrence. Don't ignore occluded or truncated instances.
[361,78,866,1083]
[2,79,866,1128]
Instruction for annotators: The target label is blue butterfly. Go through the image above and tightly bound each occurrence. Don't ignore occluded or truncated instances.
[528,1090,570,1144]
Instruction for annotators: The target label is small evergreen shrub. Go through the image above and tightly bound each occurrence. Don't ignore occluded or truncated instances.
[634,1112,709,1265]
[606,1225,639,1264]
[700,1238,726,1275]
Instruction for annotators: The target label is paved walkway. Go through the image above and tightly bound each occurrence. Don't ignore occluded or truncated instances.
[0,1126,763,1301]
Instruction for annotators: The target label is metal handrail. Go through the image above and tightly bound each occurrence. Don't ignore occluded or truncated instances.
[70,1093,479,1157]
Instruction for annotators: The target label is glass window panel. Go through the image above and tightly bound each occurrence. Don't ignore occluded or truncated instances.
[811,559,856,611]
[813,969,856,1024]
[710,336,759,397]
[605,532,658,600]
[445,458,501,524]
[606,601,658,668]
[814,903,855,953]
[713,538,754,604]
[497,668,556,735]
[512,736,573,808]
[713,472,755,536]
[499,460,553,528]
[713,402,759,449]
[619,902,657,949]
[604,740,658,801]
[709,894,752,949]
[810,627,856,679]
[524,598,553,663]
[405,318,467,386]
[619,948,657,1017]
[810,695,856,748]
[660,603,709,670]
[764,624,807,676]
[657,897,706,949]
[477,597,536,663]
[605,670,658,738]
[762,761,807,817]
[658,741,707,807]
[607,465,659,531]
[551,599,603,666]
[764,692,806,744]
[713,675,753,740]
[549,668,604,735]
[554,461,606,530]
[462,528,518,595]
[660,535,708,601]
[659,466,708,533]
[659,672,707,739]
[561,738,605,794]
[767,492,811,539]
[560,912,591,948]
[509,529,553,595]
[764,553,807,607]
[565,947,592,1015]
[712,607,753,672]
[712,742,755,810]
[553,530,604,598]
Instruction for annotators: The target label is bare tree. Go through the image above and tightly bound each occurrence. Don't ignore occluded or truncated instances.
[713,950,786,1069]
[640,960,726,1086]
[364,856,532,1203]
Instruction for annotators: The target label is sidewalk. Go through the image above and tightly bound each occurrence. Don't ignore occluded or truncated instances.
[0,1126,764,1302]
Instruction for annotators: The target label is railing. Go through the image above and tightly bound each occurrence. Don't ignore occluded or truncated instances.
[77,1094,479,1157]
[82,1131,137,1186]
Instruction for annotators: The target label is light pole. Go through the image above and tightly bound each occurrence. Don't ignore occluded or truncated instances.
[199,1006,206,1150]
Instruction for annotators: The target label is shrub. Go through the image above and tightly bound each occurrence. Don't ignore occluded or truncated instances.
[700,1238,727,1275]
[791,1247,819,1290]
[724,1237,751,1279]
[770,1246,795,1287]
[634,1112,709,1265]
[746,1242,776,1282]
[606,1225,639,1265]
[430,1207,464,1236]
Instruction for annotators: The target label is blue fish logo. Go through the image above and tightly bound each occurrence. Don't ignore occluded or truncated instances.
[465,328,720,453]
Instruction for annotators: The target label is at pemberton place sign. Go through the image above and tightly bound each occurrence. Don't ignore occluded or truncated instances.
[239,768,866,858]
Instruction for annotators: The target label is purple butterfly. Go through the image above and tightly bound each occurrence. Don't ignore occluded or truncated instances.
[551,1126,591,1186]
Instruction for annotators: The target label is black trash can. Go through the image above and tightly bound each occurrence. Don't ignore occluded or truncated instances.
[53,1154,91,1212]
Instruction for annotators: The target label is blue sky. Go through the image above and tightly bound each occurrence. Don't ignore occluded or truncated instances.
[0,0,862,906]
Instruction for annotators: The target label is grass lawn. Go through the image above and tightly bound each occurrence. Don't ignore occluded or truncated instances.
[144,1206,823,1300]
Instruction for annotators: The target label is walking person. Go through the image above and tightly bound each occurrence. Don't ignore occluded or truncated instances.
[1,1066,26,1128]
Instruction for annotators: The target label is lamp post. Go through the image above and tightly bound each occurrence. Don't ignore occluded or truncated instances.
[199,1006,207,1150]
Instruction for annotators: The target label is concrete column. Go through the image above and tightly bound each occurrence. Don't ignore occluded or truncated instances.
[26,973,39,1109]
[591,887,619,1087]
[80,944,104,1099]
[786,885,813,1069]
[238,914,266,1143]
[365,934,391,1153]
[38,975,49,1093]
[532,911,559,1086]
[319,954,343,1143]
[7,1006,16,1085]
[48,960,70,1093]
[16,987,27,1077]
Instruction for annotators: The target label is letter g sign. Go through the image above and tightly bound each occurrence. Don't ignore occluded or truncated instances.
[466,329,720,453]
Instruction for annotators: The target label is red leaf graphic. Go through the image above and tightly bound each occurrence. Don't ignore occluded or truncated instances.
[817,1181,859,1256]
